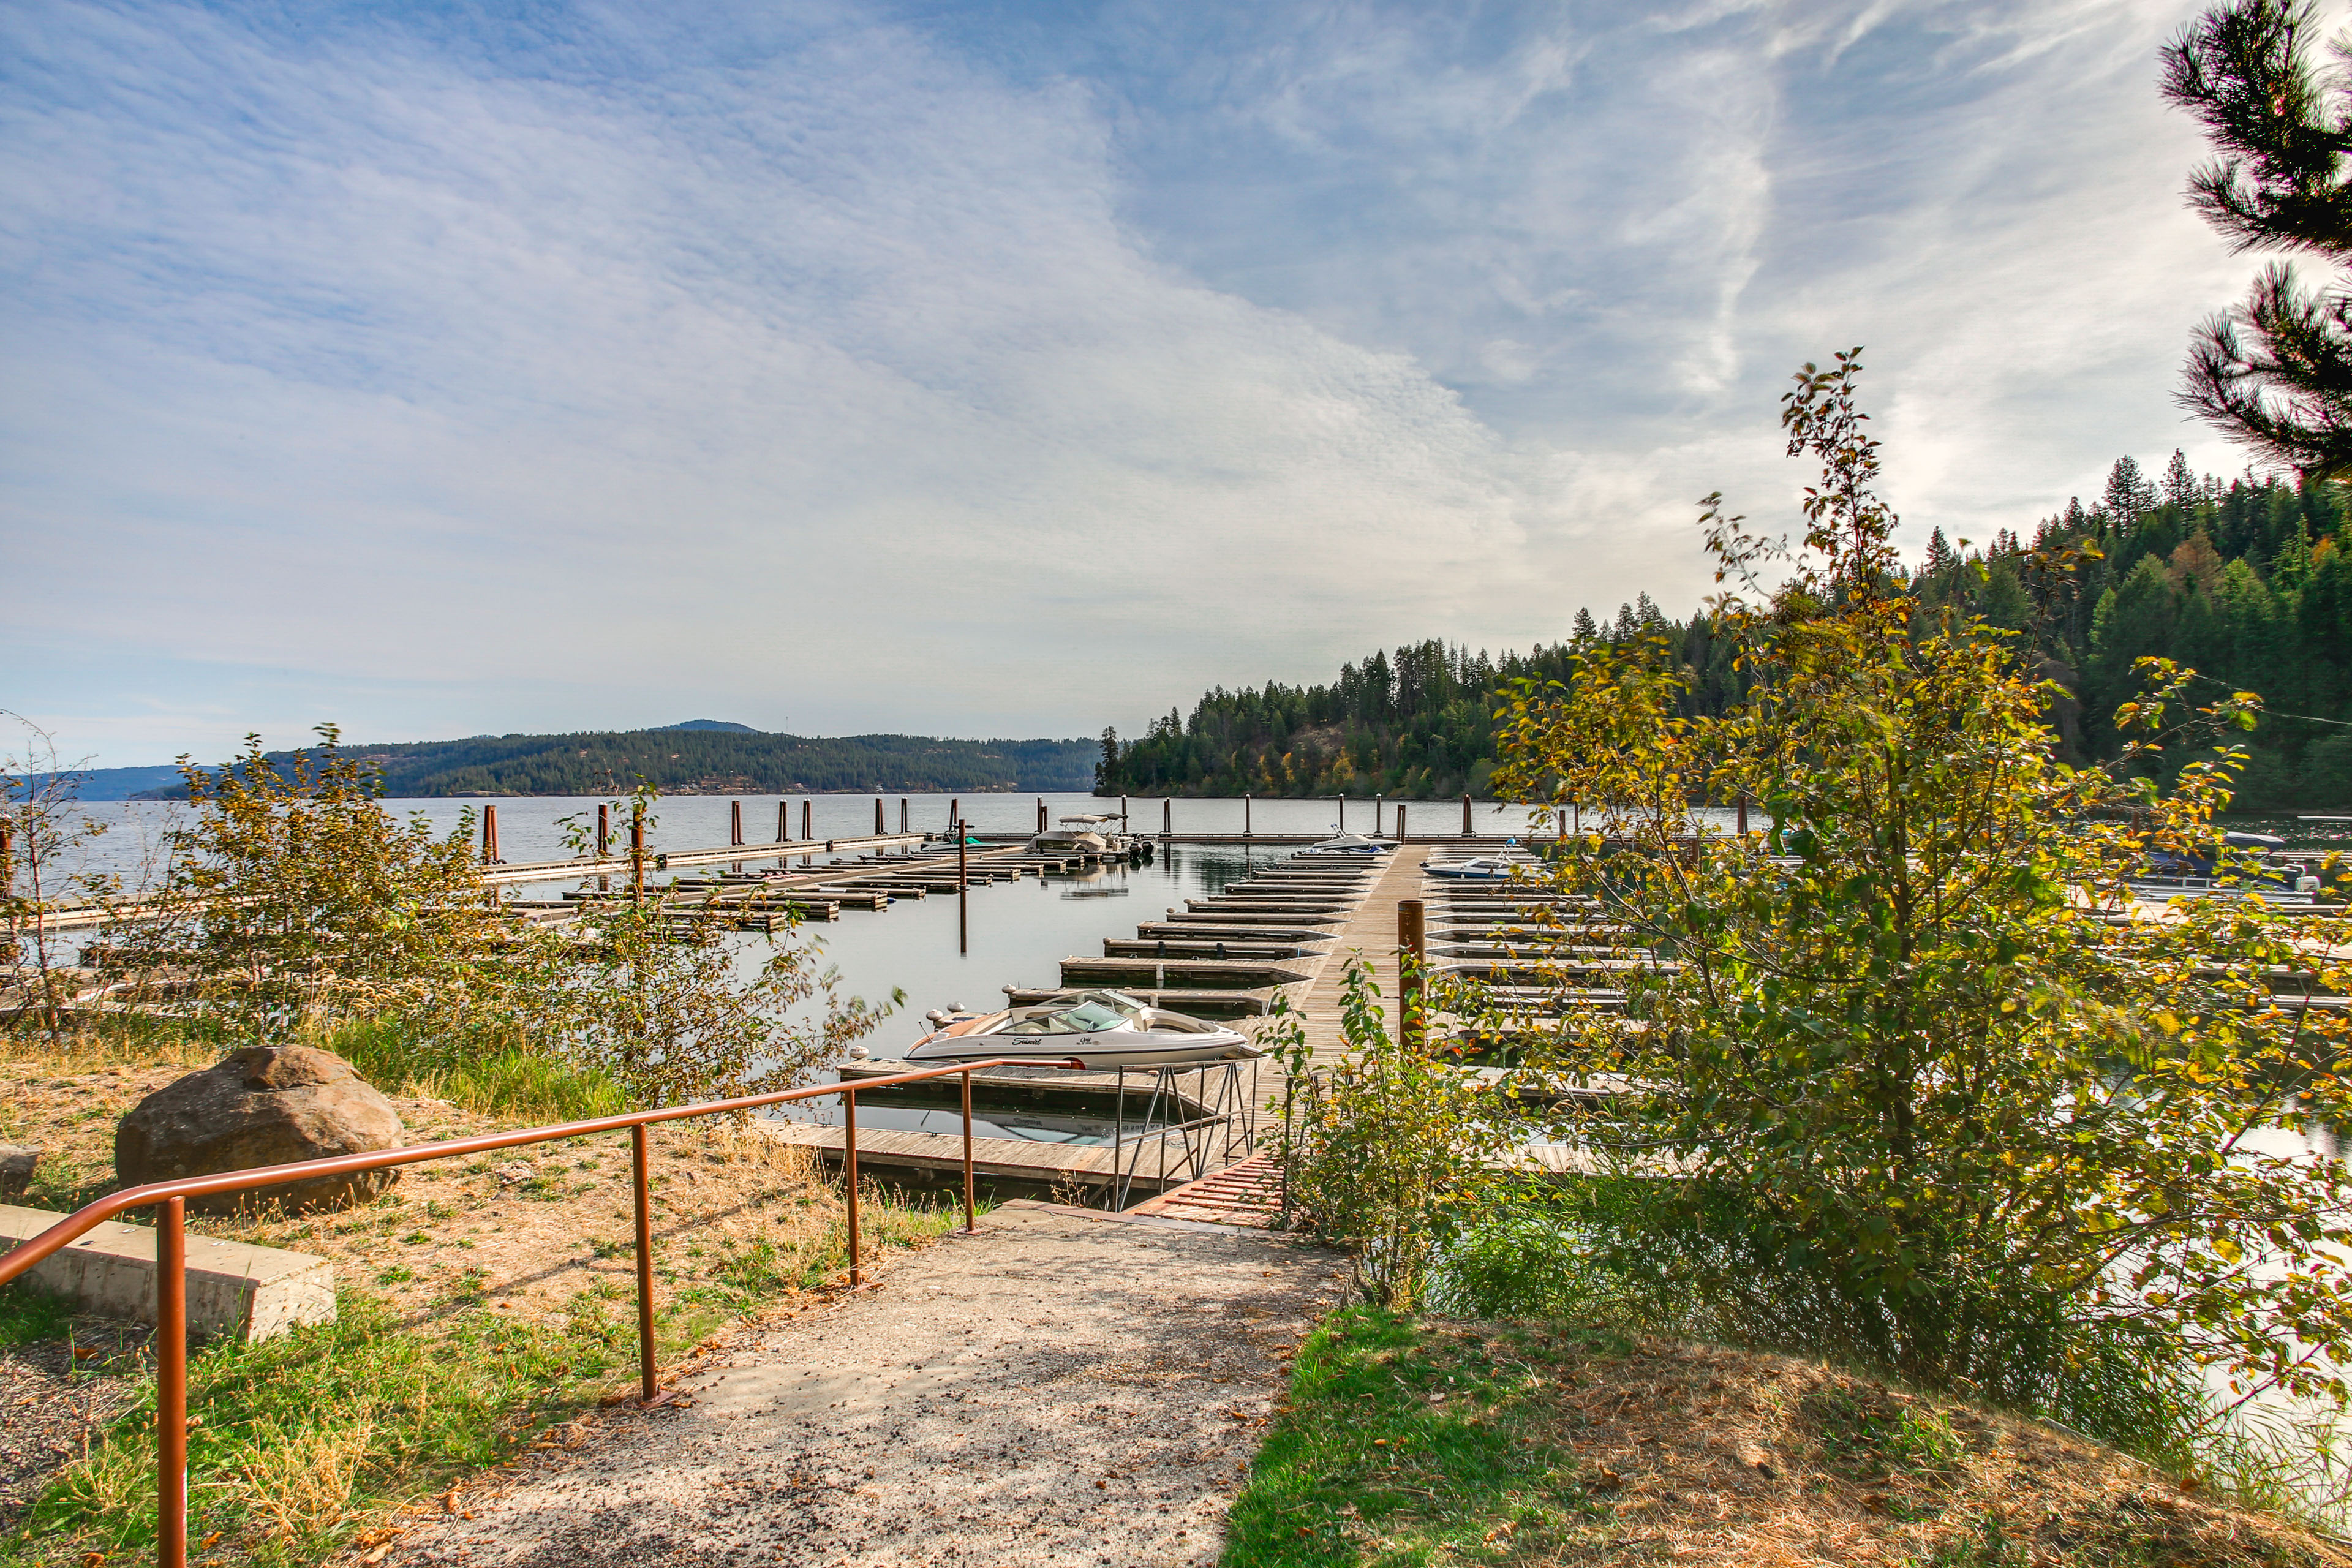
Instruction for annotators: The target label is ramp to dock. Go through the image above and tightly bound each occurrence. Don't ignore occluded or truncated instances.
[379,1204,1346,1567]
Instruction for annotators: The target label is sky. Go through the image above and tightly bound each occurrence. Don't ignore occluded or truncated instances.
[0,0,2294,766]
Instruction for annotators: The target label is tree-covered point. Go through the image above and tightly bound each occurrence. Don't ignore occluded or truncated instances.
[1100,450,2352,810]
[154,728,1097,799]
[1098,619,1747,801]
[1917,451,2352,808]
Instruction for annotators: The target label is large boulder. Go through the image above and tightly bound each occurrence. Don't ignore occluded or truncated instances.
[115,1047,405,1213]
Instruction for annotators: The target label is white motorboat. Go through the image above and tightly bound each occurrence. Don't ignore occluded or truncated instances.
[1425,856,1528,881]
[905,990,1258,1069]
[1296,832,1394,858]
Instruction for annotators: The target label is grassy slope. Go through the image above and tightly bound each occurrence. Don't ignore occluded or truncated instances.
[0,1030,964,1566]
[1226,1308,2350,1568]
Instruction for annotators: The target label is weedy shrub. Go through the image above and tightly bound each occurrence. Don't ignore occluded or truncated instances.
[1270,961,1513,1308]
[1472,350,2352,1506]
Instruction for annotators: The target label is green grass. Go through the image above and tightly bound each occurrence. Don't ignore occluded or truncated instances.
[0,1283,77,1352]
[1224,1307,1623,1567]
[316,1016,630,1124]
[0,1198,965,1567]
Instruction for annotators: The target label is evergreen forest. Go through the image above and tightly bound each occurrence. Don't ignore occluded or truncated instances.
[1099,453,2352,810]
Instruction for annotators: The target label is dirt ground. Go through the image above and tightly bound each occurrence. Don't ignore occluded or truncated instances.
[0,1048,883,1536]
[0,1055,852,1329]
[372,1204,1350,1568]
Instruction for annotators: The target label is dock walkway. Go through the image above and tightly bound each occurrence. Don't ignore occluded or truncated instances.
[1268,845,1432,1065]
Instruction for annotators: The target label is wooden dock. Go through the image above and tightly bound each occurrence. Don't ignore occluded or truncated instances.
[1239,845,1431,1065]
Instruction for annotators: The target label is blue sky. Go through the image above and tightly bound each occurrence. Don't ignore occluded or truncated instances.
[1,0,2276,764]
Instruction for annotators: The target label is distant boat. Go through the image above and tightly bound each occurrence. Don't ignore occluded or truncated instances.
[1425,856,1525,881]
[1033,813,1135,855]
[1297,832,1393,858]
[2130,831,2321,902]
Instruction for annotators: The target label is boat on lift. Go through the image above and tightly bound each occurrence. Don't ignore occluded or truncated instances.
[1296,832,1394,858]
[1033,813,1133,855]
[2130,831,2321,903]
[905,990,1258,1069]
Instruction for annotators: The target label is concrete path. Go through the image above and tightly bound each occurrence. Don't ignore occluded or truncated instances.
[386,1204,1346,1567]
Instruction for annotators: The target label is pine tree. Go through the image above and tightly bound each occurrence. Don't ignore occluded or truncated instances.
[2163,1,2352,478]
[1924,526,1955,574]
[1572,607,1599,643]
[2163,448,2201,511]
[2103,456,2157,529]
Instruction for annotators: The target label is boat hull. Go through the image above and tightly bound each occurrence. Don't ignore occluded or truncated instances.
[905,1035,1258,1069]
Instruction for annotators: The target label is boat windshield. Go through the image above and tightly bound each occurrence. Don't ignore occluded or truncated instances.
[1082,990,1149,1018]
[1009,1000,1130,1035]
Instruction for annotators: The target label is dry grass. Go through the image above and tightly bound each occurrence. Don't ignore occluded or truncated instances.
[1230,1309,2352,1567]
[0,1039,851,1325]
[0,1032,964,1566]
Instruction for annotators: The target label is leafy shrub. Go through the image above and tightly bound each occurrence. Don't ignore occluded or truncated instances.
[1482,355,2352,1441]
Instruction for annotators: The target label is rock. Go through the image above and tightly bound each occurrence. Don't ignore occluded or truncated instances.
[114,1047,405,1213]
[0,1147,38,1196]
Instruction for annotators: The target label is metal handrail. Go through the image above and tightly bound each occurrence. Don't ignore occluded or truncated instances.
[0,1055,1080,1568]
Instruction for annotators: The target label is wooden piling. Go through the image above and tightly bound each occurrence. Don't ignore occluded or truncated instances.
[482,805,502,865]
[1338,794,1345,832]
[957,818,968,955]
[900,797,910,833]
[1398,898,1427,1047]
[1245,793,1252,837]
[731,800,743,848]
[630,803,647,903]
[777,801,788,842]
[1461,794,1472,835]
[1398,803,1408,839]
[1736,796,1749,836]
[597,804,610,858]
[1037,797,1047,833]
[1163,799,1172,835]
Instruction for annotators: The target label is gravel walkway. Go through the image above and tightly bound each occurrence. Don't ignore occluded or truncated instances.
[0,1316,153,1525]
[382,1202,1346,1567]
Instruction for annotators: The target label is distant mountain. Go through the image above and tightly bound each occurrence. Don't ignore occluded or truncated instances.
[107,728,1096,799]
[27,764,190,801]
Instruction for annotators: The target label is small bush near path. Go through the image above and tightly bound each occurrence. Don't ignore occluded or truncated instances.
[1225,1308,2351,1568]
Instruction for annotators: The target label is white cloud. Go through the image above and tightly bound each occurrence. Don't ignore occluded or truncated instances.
[0,0,2304,763]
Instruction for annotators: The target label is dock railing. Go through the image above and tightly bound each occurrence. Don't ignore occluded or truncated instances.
[0,1055,1082,1568]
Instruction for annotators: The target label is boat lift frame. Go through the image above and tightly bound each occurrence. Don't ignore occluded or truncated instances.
[1106,1057,1263,1210]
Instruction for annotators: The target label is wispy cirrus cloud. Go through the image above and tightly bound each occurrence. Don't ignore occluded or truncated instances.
[0,0,2271,761]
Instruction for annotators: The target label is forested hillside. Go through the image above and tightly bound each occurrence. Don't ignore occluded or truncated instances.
[1099,454,2352,809]
[148,729,1096,797]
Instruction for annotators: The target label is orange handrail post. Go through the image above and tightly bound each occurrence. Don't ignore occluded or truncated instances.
[631,1123,657,1403]
[845,1090,862,1287]
[961,1068,977,1233]
[157,1196,187,1568]
[0,1055,1080,1568]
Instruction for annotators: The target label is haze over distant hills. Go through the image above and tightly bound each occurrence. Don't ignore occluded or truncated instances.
[49,725,1096,799]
